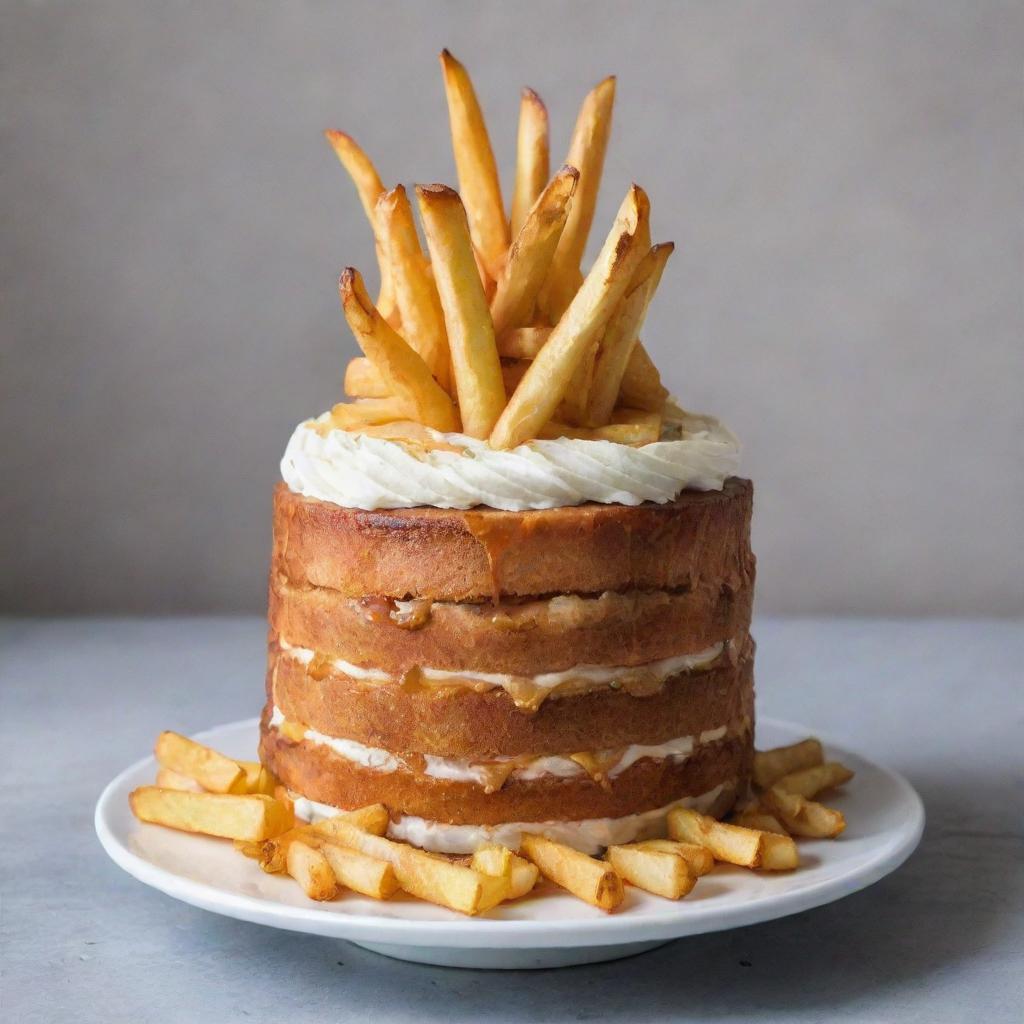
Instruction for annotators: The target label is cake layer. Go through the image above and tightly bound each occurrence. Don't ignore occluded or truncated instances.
[269,580,752,676]
[259,712,752,825]
[271,477,754,601]
[268,638,754,758]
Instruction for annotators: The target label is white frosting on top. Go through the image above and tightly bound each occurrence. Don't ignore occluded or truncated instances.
[292,784,731,855]
[280,409,739,511]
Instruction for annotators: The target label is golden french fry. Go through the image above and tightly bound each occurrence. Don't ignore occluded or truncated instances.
[619,343,668,411]
[416,184,506,438]
[323,130,395,320]
[519,834,624,912]
[154,732,246,794]
[496,326,552,359]
[339,268,458,432]
[234,761,277,796]
[634,839,715,876]
[607,843,697,900]
[233,839,263,859]
[327,397,411,430]
[311,805,390,839]
[760,832,801,871]
[471,844,540,900]
[273,785,296,818]
[762,787,847,839]
[587,242,674,426]
[320,842,399,899]
[667,807,765,868]
[489,185,651,449]
[376,185,450,388]
[256,804,390,874]
[344,356,391,398]
[286,840,338,901]
[540,76,616,320]
[774,762,855,800]
[155,768,204,793]
[438,50,509,281]
[731,810,790,836]
[323,820,509,915]
[752,738,825,790]
[129,788,293,841]
[538,418,660,445]
[491,165,579,336]
[510,88,549,239]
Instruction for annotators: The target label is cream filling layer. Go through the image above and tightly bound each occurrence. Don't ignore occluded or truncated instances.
[269,706,743,786]
[291,783,732,856]
[276,637,727,709]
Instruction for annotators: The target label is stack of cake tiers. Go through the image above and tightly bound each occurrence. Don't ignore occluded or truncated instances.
[261,476,755,854]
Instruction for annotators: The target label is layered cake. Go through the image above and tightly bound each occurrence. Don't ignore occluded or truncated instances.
[258,52,755,854]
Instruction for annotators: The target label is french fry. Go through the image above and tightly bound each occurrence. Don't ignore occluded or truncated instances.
[155,768,204,793]
[376,185,450,388]
[154,732,246,795]
[586,242,674,426]
[129,788,293,841]
[760,832,801,871]
[762,787,847,839]
[619,343,668,411]
[634,839,715,877]
[235,761,277,796]
[328,397,411,430]
[344,356,391,398]
[257,805,391,875]
[286,840,338,901]
[496,325,552,359]
[324,820,509,915]
[510,88,549,239]
[491,165,579,336]
[320,842,399,899]
[667,807,764,868]
[323,130,395,321]
[752,738,825,790]
[538,418,660,445]
[519,834,624,912]
[438,50,509,281]
[731,810,790,836]
[233,839,263,859]
[489,185,651,449]
[416,184,506,438]
[607,843,697,900]
[774,762,854,800]
[471,844,540,900]
[350,420,459,448]
[338,268,458,432]
[274,785,295,818]
[540,76,616,320]
[311,805,389,839]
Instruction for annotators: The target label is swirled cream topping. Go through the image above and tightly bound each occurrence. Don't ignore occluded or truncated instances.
[280,409,739,511]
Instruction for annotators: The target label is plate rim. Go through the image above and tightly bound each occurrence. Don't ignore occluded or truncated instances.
[95,716,925,949]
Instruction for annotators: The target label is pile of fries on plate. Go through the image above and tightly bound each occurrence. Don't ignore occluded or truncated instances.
[321,50,677,450]
[130,732,853,916]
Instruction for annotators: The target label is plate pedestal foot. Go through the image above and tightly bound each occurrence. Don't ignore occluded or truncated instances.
[349,938,672,970]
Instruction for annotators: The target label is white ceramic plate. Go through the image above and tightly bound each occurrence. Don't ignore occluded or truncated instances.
[95,716,923,969]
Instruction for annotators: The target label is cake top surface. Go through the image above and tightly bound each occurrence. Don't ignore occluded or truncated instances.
[283,50,740,511]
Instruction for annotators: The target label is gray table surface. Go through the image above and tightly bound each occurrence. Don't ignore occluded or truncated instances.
[1,616,1021,1023]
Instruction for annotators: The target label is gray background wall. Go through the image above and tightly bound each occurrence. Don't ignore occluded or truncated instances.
[2,1,1021,617]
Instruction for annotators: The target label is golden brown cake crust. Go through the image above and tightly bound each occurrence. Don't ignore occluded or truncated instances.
[269,579,752,676]
[272,478,754,601]
[268,639,754,758]
[259,713,752,825]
